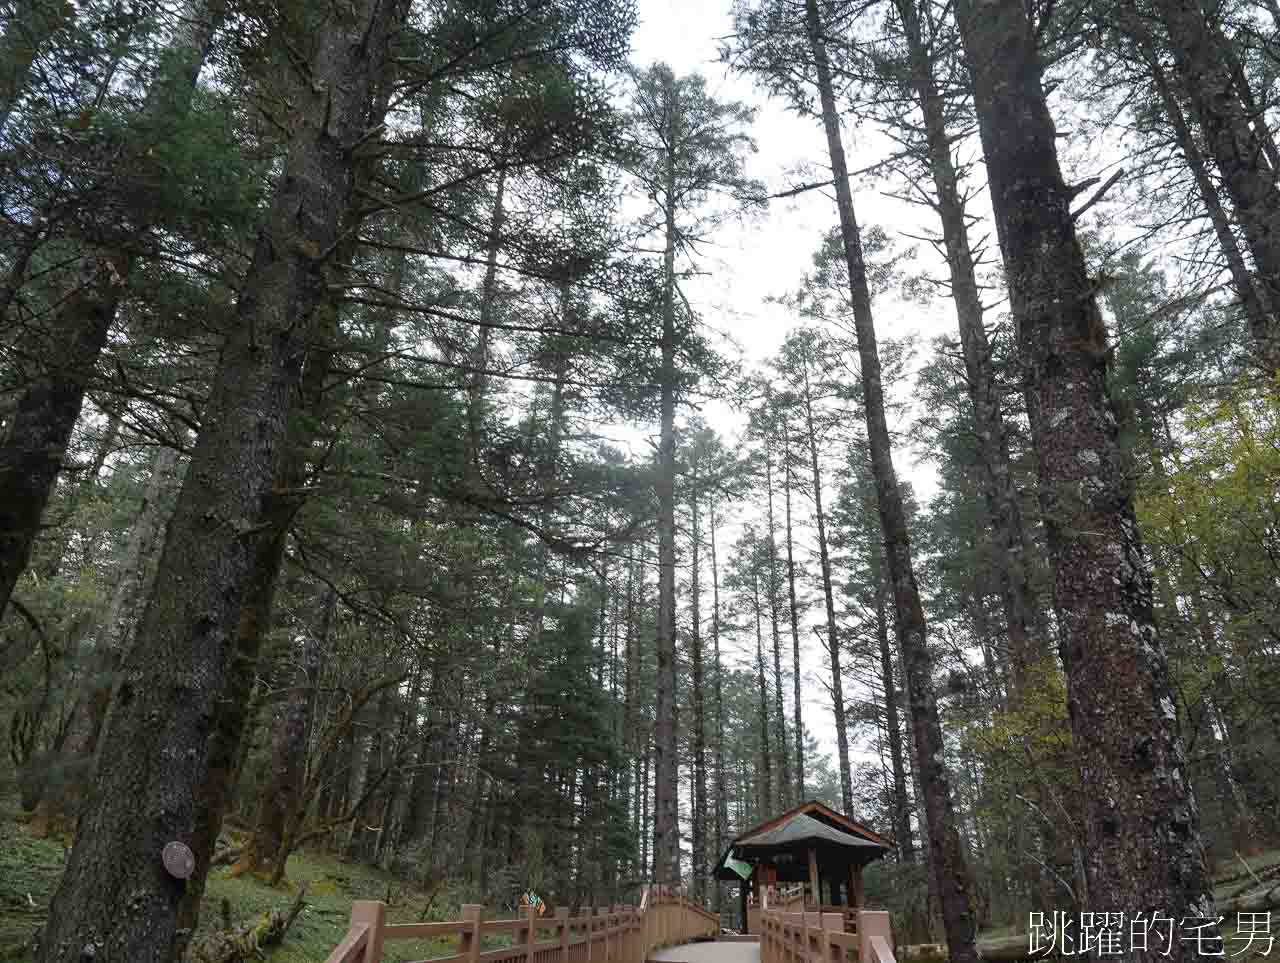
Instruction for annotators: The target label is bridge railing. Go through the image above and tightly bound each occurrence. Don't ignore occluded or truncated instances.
[759,909,896,963]
[323,886,720,963]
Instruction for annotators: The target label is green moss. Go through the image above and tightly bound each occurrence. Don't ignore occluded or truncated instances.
[0,811,461,962]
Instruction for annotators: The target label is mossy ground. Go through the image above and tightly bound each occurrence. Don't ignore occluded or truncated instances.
[0,806,471,962]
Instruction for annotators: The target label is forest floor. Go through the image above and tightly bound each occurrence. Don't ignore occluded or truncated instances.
[0,801,458,962]
[2,801,1278,963]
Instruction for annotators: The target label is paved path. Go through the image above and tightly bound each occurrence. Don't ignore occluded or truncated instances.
[651,941,761,963]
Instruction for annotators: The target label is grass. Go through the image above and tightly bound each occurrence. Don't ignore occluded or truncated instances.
[0,809,482,963]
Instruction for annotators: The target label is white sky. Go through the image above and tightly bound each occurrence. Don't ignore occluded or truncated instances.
[627,2,962,785]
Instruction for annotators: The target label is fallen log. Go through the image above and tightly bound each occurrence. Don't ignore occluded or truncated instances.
[1219,881,1280,915]
[185,886,308,963]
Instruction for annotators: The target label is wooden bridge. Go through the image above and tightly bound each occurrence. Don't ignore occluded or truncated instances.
[322,803,899,963]
[323,886,718,963]
[321,887,898,963]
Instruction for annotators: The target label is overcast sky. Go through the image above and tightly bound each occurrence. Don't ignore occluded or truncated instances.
[623,2,964,783]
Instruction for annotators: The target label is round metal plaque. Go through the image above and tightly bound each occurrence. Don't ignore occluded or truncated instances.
[162,841,195,880]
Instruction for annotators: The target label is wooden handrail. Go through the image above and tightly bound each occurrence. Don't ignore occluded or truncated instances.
[323,888,720,963]
[758,907,895,963]
[324,921,369,963]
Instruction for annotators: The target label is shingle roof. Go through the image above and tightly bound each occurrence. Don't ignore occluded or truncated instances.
[735,812,886,851]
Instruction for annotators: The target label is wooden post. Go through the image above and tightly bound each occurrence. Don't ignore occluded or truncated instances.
[629,904,638,963]
[461,904,483,963]
[526,903,537,963]
[611,907,619,963]
[826,914,842,963]
[807,848,819,910]
[556,908,570,963]
[856,910,892,963]
[598,907,609,963]
[351,900,386,963]
[850,864,864,910]
[801,902,811,963]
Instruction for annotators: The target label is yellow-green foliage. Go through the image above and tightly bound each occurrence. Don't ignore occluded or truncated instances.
[961,658,1075,803]
[1138,378,1280,643]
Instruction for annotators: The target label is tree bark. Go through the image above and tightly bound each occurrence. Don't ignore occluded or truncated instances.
[1144,47,1272,340]
[956,1,1220,958]
[894,0,1044,688]
[762,427,791,808]
[690,456,709,905]
[465,166,508,495]
[799,358,852,815]
[652,73,681,887]
[876,573,914,863]
[802,5,978,963]
[35,1,403,957]
[710,496,729,908]
[1152,0,1280,369]
[40,444,182,817]
[751,562,773,816]
[246,589,332,881]
[782,416,805,800]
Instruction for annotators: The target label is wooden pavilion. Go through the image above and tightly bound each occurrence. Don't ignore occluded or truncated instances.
[714,800,891,934]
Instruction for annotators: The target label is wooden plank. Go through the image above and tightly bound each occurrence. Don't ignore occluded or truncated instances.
[485,920,528,934]
[351,901,385,963]
[477,949,527,963]
[386,922,472,939]
[322,923,369,963]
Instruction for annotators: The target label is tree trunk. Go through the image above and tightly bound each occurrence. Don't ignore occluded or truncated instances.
[895,0,1044,688]
[751,564,773,815]
[465,166,508,494]
[782,418,805,801]
[0,0,224,624]
[39,445,182,819]
[246,589,332,882]
[763,431,791,808]
[799,360,852,814]
[956,1,1220,958]
[623,545,637,878]
[652,80,681,887]
[1145,48,1272,338]
[876,573,914,863]
[1152,0,1280,369]
[802,5,978,963]
[35,1,402,957]
[690,458,709,906]
[710,496,729,909]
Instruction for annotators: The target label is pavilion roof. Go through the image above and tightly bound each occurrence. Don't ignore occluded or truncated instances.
[714,800,891,881]
[736,812,886,851]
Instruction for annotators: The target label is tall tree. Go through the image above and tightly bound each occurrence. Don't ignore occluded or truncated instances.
[624,63,761,886]
[955,0,1220,956]
[778,332,854,813]
[0,0,224,624]
[36,0,407,956]
[1144,0,1280,371]
[687,431,709,904]
[731,4,979,960]
[884,0,1046,687]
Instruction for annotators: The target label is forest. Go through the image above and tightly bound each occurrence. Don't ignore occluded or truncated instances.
[1,0,1279,960]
